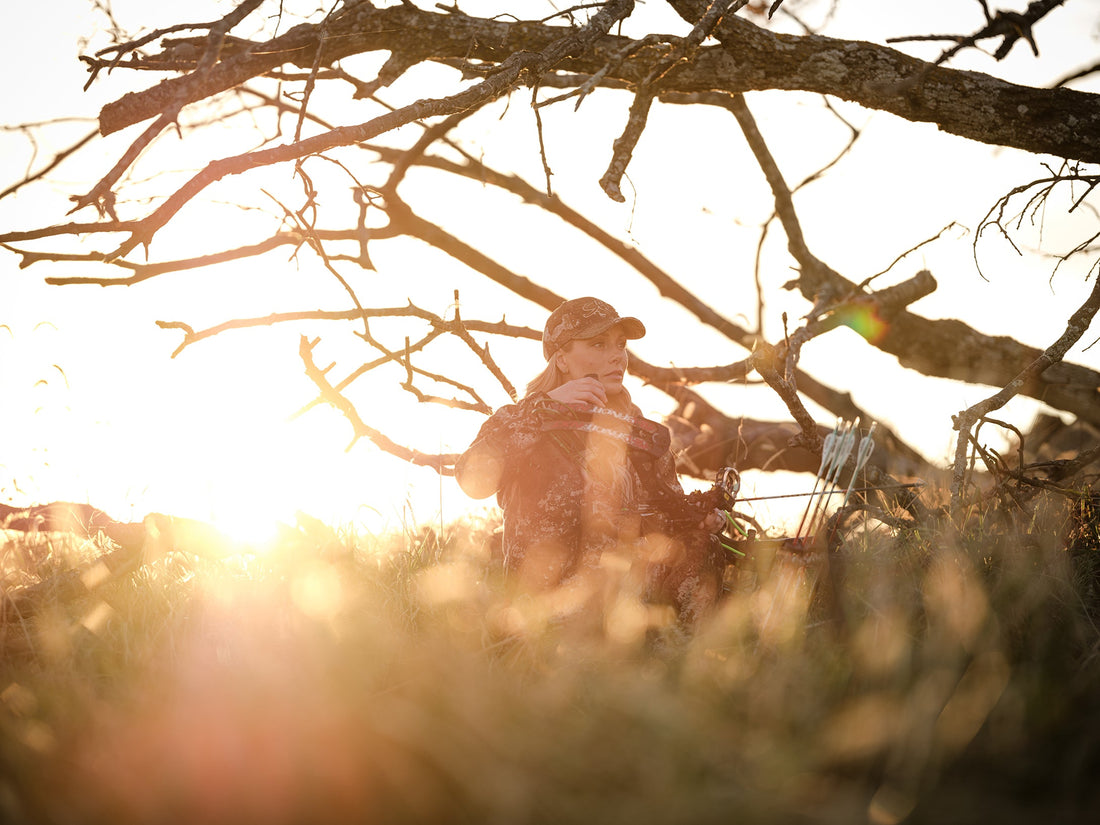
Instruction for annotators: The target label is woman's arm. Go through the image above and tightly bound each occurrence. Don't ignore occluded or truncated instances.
[454,393,552,500]
[649,440,725,532]
[455,441,505,500]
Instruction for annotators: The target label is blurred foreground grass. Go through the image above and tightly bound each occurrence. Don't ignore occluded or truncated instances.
[1,498,1098,825]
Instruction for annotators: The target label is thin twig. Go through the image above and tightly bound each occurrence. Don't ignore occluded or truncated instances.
[952,271,1100,506]
[298,335,460,472]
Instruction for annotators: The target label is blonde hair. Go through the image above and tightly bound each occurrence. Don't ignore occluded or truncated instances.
[524,342,633,412]
[525,361,563,397]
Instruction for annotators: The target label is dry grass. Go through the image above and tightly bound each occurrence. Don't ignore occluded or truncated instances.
[1,495,1098,825]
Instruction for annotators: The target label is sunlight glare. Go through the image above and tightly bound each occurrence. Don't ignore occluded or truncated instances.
[291,561,345,621]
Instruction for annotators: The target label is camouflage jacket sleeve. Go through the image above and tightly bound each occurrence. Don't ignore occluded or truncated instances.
[455,393,555,500]
[649,446,687,504]
[624,411,686,509]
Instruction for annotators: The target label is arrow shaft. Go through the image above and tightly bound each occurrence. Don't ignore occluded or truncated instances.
[736,482,924,503]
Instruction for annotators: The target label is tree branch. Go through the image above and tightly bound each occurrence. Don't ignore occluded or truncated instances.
[298,334,459,473]
[951,271,1100,504]
[97,2,1100,162]
[667,0,1100,163]
[721,85,1100,427]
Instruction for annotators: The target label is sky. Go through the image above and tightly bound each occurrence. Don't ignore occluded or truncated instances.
[2,0,1099,539]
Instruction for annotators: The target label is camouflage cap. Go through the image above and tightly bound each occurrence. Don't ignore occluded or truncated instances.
[542,297,646,360]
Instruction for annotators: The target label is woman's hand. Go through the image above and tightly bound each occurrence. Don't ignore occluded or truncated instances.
[700,509,726,533]
[548,376,607,407]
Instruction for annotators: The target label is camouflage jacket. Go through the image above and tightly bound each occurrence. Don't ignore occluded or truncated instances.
[456,394,686,583]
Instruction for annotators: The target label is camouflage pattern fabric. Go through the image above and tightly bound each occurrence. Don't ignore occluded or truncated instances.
[457,395,724,616]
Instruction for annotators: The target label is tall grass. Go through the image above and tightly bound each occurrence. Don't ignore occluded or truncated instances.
[1,493,1097,825]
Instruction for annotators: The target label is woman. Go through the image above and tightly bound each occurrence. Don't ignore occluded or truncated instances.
[456,297,727,625]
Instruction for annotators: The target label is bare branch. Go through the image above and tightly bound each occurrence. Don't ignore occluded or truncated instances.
[365,142,757,347]
[886,0,1067,66]
[721,90,840,296]
[781,270,939,376]
[718,86,1100,429]
[103,0,637,257]
[951,271,1100,505]
[859,223,964,291]
[95,2,1100,162]
[449,293,518,402]
[599,1,749,201]
[70,113,174,219]
[84,0,264,87]
[156,307,538,358]
[73,1,268,216]
[1054,60,1100,89]
[0,128,99,203]
[975,167,1100,280]
[381,195,565,312]
[749,341,820,453]
[298,335,459,473]
[599,88,654,202]
[6,0,1100,497]
[666,0,1100,163]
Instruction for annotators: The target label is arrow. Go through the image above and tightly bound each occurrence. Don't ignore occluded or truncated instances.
[795,418,841,538]
[806,418,858,537]
[734,481,924,503]
[839,422,878,512]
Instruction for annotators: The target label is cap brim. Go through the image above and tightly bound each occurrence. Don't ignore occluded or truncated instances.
[617,317,646,340]
[581,316,646,342]
[542,313,646,360]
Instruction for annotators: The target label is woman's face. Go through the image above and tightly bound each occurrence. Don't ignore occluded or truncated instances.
[556,326,630,396]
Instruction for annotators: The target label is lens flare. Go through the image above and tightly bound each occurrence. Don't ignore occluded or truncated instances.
[842,303,890,345]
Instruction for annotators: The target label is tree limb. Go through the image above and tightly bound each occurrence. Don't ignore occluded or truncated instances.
[950,271,1100,505]
[298,334,460,473]
[97,2,1100,162]
[723,85,1100,427]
